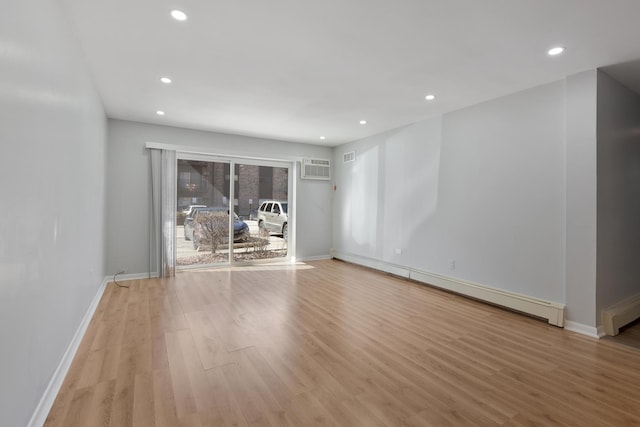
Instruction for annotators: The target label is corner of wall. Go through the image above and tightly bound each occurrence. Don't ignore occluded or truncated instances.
[27,276,109,427]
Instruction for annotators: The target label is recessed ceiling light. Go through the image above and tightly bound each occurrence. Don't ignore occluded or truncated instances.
[359,120,367,125]
[320,136,326,140]
[156,110,165,116]
[160,77,172,84]
[548,46,565,56]
[425,94,436,101]
[170,10,187,21]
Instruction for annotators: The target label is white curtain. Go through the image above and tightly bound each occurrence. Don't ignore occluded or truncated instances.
[149,148,176,278]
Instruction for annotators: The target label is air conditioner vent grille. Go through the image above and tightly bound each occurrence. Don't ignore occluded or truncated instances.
[301,158,331,180]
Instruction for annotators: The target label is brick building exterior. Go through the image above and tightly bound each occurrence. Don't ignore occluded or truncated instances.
[177,160,288,218]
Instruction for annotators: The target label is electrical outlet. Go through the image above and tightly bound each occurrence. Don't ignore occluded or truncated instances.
[449,259,456,270]
[394,248,403,255]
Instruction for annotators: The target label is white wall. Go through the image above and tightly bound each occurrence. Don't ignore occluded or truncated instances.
[0,0,107,425]
[333,81,566,303]
[565,70,598,327]
[597,70,640,314]
[107,119,333,275]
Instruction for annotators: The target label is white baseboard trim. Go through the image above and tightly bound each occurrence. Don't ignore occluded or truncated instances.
[27,275,109,427]
[331,251,565,327]
[564,321,605,339]
[113,271,159,281]
[298,254,332,262]
[602,292,640,336]
[598,325,606,337]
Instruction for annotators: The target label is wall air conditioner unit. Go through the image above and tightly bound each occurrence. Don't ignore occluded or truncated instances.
[301,158,331,180]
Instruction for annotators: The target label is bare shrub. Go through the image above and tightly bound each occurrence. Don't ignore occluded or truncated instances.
[195,211,228,253]
[259,227,270,239]
[176,211,187,226]
[251,236,270,257]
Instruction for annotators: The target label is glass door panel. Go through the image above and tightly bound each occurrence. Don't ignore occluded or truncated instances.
[176,159,232,268]
[232,163,289,263]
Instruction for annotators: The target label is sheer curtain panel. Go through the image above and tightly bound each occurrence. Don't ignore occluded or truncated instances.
[149,148,176,277]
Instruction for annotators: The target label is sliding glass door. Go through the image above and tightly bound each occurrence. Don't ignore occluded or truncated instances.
[175,154,291,269]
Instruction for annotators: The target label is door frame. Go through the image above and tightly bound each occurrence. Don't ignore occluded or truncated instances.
[175,151,295,268]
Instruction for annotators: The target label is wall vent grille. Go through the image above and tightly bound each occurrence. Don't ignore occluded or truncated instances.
[343,151,356,163]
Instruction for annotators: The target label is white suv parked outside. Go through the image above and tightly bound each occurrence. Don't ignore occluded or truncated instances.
[257,201,288,240]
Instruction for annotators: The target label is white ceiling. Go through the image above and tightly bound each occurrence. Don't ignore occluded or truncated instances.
[59,0,640,146]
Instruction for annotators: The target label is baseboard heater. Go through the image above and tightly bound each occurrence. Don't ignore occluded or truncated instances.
[331,251,565,327]
[602,292,640,336]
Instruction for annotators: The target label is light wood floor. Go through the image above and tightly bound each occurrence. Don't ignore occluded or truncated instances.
[604,318,640,350]
[45,259,640,426]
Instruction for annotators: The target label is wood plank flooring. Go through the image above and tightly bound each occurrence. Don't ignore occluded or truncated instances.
[45,259,640,426]
[603,318,640,350]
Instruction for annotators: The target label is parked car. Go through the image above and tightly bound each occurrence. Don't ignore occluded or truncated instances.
[189,207,250,250]
[257,200,288,240]
[183,206,206,240]
[183,204,207,215]
[179,204,206,226]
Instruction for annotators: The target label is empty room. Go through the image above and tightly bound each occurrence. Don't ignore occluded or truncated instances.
[3,0,640,426]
